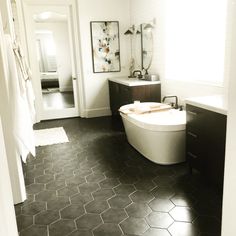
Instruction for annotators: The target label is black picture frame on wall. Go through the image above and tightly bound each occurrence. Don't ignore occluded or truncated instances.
[90,21,121,73]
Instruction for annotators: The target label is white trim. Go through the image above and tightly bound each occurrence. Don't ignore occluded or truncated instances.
[19,0,86,121]
[0,117,18,236]
[85,107,112,118]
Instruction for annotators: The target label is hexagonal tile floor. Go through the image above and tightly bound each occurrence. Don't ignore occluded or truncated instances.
[14,117,222,236]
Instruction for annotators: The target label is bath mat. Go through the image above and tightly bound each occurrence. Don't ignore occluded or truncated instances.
[34,127,69,147]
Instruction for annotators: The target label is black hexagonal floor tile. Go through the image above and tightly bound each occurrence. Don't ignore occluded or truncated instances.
[20,225,47,236]
[149,198,175,212]
[192,216,221,235]
[146,212,174,228]
[93,223,122,236]
[85,200,109,214]
[35,174,54,184]
[86,173,105,183]
[46,179,66,191]
[47,196,70,211]
[68,229,93,236]
[125,202,152,218]
[21,201,46,215]
[168,222,200,236]
[35,190,57,201]
[99,178,120,189]
[172,191,196,205]
[143,228,171,236]
[151,186,176,199]
[66,175,86,187]
[134,179,156,191]
[78,182,100,194]
[76,213,102,230]
[169,206,198,222]
[35,210,59,225]
[60,204,85,219]
[120,217,149,235]
[119,174,138,184]
[16,214,33,232]
[70,193,93,205]
[26,183,44,194]
[113,184,136,195]
[108,195,132,209]
[130,190,154,203]
[57,186,78,197]
[92,188,115,201]
[49,219,76,236]
[101,208,127,223]
[16,117,224,236]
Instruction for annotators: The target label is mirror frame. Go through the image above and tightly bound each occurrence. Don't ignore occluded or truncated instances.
[141,23,153,74]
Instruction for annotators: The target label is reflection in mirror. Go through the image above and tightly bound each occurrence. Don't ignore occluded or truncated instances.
[34,12,75,109]
[141,23,153,74]
[134,24,142,70]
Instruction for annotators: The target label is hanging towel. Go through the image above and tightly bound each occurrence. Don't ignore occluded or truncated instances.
[13,41,36,123]
[4,34,35,162]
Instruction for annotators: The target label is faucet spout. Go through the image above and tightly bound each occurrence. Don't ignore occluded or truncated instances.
[132,70,142,78]
[162,95,179,109]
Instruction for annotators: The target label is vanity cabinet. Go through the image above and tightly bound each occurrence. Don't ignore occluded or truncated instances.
[186,104,227,190]
[109,81,161,115]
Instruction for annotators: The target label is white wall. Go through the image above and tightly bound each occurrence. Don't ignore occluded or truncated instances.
[130,0,228,105]
[0,117,18,236]
[0,1,26,204]
[36,22,73,92]
[221,0,236,235]
[77,0,131,117]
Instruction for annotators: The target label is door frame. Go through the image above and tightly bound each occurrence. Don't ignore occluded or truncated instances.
[17,0,85,121]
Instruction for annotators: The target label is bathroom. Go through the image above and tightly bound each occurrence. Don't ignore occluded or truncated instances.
[0,0,236,235]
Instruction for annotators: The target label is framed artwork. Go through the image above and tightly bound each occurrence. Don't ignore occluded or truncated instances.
[90,21,121,73]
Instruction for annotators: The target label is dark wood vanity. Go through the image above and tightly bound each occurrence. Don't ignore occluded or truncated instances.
[185,98,227,190]
[108,78,161,115]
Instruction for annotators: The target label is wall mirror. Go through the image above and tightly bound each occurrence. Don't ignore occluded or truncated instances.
[34,11,75,110]
[133,25,142,69]
[141,23,153,74]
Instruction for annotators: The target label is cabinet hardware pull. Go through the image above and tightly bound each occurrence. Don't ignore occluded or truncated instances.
[187,111,198,116]
[187,131,198,138]
[187,152,198,159]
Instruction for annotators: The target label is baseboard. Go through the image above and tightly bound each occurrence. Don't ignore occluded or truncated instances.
[85,107,112,118]
[59,86,73,92]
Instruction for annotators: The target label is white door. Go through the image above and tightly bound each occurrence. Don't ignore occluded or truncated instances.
[22,1,83,121]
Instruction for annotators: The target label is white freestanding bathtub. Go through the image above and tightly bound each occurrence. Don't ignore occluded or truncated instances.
[120,102,186,165]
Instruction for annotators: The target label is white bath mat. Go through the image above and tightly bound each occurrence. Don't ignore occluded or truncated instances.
[34,127,69,147]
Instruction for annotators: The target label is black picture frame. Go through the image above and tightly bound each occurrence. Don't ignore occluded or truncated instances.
[90,21,121,73]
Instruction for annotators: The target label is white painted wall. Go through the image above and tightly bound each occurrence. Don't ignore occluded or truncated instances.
[36,22,73,92]
[0,1,26,204]
[77,0,131,117]
[0,117,18,236]
[130,0,228,105]
[221,0,236,235]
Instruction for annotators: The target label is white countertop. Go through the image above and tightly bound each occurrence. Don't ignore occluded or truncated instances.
[108,76,161,87]
[185,95,228,115]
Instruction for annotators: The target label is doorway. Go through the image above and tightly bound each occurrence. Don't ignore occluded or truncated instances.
[21,1,84,121]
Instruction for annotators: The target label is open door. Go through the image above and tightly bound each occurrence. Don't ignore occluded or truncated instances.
[22,2,83,121]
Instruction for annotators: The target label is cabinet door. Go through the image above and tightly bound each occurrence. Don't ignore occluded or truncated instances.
[145,84,161,102]
[120,84,131,105]
[186,104,226,190]
[186,105,206,173]
[131,86,146,102]
[131,84,161,103]
[108,81,120,115]
[204,110,226,189]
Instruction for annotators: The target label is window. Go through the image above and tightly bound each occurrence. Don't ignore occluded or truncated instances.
[165,0,227,85]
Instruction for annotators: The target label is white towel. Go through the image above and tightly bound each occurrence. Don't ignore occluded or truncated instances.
[5,35,35,162]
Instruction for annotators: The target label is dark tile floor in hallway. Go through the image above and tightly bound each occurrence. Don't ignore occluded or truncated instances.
[15,117,222,236]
